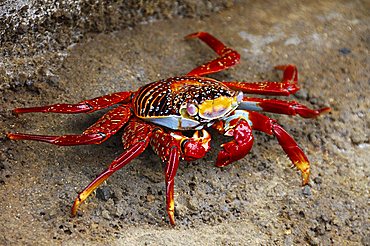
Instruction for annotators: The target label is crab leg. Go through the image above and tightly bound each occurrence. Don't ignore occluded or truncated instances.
[186,32,240,76]
[212,119,254,167]
[151,128,211,225]
[12,91,132,115]
[8,105,131,145]
[239,97,330,118]
[222,65,300,96]
[151,129,182,225]
[164,147,180,225]
[71,120,153,216]
[71,142,149,216]
[246,111,312,186]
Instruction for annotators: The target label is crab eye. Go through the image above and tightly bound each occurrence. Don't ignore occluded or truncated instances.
[237,91,244,103]
[187,103,198,116]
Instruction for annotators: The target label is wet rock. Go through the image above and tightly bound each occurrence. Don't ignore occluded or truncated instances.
[1,0,368,245]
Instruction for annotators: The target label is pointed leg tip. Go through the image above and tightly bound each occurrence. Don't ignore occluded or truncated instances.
[4,132,59,143]
[7,133,22,140]
[185,33,197,39]
[71,208,78,218]
[185,32,203,39]
[71,197,82,217]
[319,107,331,115]
[301,169,310,186]
[168,211,176,226]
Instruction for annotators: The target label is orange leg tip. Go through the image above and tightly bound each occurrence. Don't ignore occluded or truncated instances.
[184,32,200,39]
[168,210,176,226]
[71,198,82,217]
[71,208,78,217]
[296,163,310,185]
[7,133,17,140]
[319,107,331,115]
[302,172,310,187]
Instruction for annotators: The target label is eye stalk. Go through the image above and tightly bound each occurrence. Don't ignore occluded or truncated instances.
[180,101,199,119]
[187,103,198,116]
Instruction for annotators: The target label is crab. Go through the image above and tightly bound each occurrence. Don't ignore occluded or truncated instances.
[7,32,330,225]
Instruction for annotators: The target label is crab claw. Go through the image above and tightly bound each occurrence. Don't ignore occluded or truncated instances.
[182,130,211,161]
[216,120,254,167]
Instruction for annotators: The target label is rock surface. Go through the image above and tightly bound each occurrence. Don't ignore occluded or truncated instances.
[0,0,369,245]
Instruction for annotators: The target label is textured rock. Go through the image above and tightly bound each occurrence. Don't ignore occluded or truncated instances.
[1,0,369,244]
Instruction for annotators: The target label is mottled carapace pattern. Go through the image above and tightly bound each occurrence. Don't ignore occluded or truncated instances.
[133,76,237,118]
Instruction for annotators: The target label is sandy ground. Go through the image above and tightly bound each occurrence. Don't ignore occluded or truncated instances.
[1,1,369,245]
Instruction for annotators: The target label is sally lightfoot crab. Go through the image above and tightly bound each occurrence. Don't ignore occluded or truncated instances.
[7,32,330,225]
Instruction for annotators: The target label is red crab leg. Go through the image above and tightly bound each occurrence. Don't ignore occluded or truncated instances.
[151,129,211,225]
[151,129,182,225]
[12,91,132,115]
[8,105,132,145]
[212,119,254,167]
[247,111,311,186]
[71,120,153,216]
[71,142,149,216]
[164,146,180,226]
[222,65,300,96]
[239,97,331,118]
[185,32,240,76]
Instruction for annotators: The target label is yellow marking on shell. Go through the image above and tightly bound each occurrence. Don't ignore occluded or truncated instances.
[198,95,238,119]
